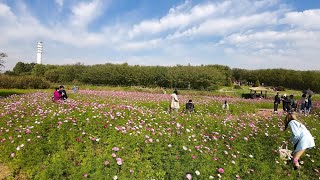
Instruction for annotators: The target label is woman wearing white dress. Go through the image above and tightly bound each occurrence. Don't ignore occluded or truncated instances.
[170,90,180,112]
[284,113,315,169]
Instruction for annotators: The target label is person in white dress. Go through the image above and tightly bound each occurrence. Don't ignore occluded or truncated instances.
[170,90,180,112]
[284,113,315,169]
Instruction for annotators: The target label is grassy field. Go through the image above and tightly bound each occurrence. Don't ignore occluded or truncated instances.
[0,88,319,179]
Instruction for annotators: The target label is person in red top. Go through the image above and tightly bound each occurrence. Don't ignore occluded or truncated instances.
[53,88,62,102]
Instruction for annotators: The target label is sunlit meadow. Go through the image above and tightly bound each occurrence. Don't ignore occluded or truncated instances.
[0,90,319,179]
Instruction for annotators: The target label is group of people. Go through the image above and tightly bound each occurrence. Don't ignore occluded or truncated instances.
[169,90,229,113]
[274,92,312,115]
[171,89,315,170]
[52,85,68,102]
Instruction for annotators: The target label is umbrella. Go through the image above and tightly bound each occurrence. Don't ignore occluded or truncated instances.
[302,89,314,95]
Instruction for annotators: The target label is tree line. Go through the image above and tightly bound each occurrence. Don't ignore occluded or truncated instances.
[232,68,320,93]
[2,62,320,93]
[4,62,232,90]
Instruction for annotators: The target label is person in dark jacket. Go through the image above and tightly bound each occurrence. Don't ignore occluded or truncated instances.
[185,99,195,113]
[300,94,307,113]
[59,85,68,100]
[274,92,281,113]
[306,95,312,115]
[282,94,288,112]
[288,95,296,112]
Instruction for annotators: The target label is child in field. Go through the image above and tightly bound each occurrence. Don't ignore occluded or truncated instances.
[53,88,62,102]
[283,113,315,170]
[222,100,229,110]
[170,90,180,112]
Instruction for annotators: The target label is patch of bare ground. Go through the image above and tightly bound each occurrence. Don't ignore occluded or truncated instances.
[0,164,11,179]
[256,109,284,116]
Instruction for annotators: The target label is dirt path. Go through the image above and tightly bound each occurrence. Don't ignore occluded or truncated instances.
[256,109,284,116]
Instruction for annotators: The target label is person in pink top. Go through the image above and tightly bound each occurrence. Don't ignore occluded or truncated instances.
[53,88,62,102]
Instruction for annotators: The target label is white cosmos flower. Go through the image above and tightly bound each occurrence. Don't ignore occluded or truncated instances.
[195,170,200,176]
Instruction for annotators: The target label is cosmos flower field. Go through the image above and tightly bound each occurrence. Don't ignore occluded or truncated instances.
[0,90,319,179]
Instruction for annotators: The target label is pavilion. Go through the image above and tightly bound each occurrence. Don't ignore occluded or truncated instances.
[249,87,269,98]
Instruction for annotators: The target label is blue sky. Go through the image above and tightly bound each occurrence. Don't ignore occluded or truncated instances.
[1,0,320,71]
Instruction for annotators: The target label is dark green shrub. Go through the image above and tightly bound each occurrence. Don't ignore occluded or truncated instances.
[234,85,242,89]
[0,75,50,89]
[207,85,220,91]
[254,80,260,87]
[275,86,285,91]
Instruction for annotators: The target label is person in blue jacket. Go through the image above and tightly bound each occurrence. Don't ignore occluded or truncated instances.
[284,113,315,170]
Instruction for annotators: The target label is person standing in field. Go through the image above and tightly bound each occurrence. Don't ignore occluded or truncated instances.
[288,95,296,112]
[306,95,312,115]
[274,92,281,113]
[281,94,288,112]
[170,90,180,112]
[300,94,307,114]
[283,113,315,170]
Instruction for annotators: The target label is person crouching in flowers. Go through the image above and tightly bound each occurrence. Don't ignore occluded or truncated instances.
[283,113,315,169]
[52,88,62,102]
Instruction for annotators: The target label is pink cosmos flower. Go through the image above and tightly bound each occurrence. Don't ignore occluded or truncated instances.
[130,169,134,173]
[186,173,192,180]
[104,161,110,166]
[192,155,196,159]
[112,147,119,151]
[116,158,123,165]
[112,153,117,157]
[11,153,15,157]
[218,168,224,174]
[25,129,31,134]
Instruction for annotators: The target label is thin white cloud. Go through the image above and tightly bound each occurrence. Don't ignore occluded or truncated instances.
[128,1,226,38]
[1,0,320,71]
[168,12,279,39]
[118,38,163,51]
[70,0,105,29]
[280,9,320,30]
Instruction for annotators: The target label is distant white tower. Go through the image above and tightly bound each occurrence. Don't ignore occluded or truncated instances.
[36,41,43,64]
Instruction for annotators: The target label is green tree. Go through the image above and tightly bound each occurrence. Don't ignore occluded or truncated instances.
[13,62,36,75]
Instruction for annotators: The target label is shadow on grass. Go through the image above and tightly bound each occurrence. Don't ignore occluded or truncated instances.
[0,90,24,98]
